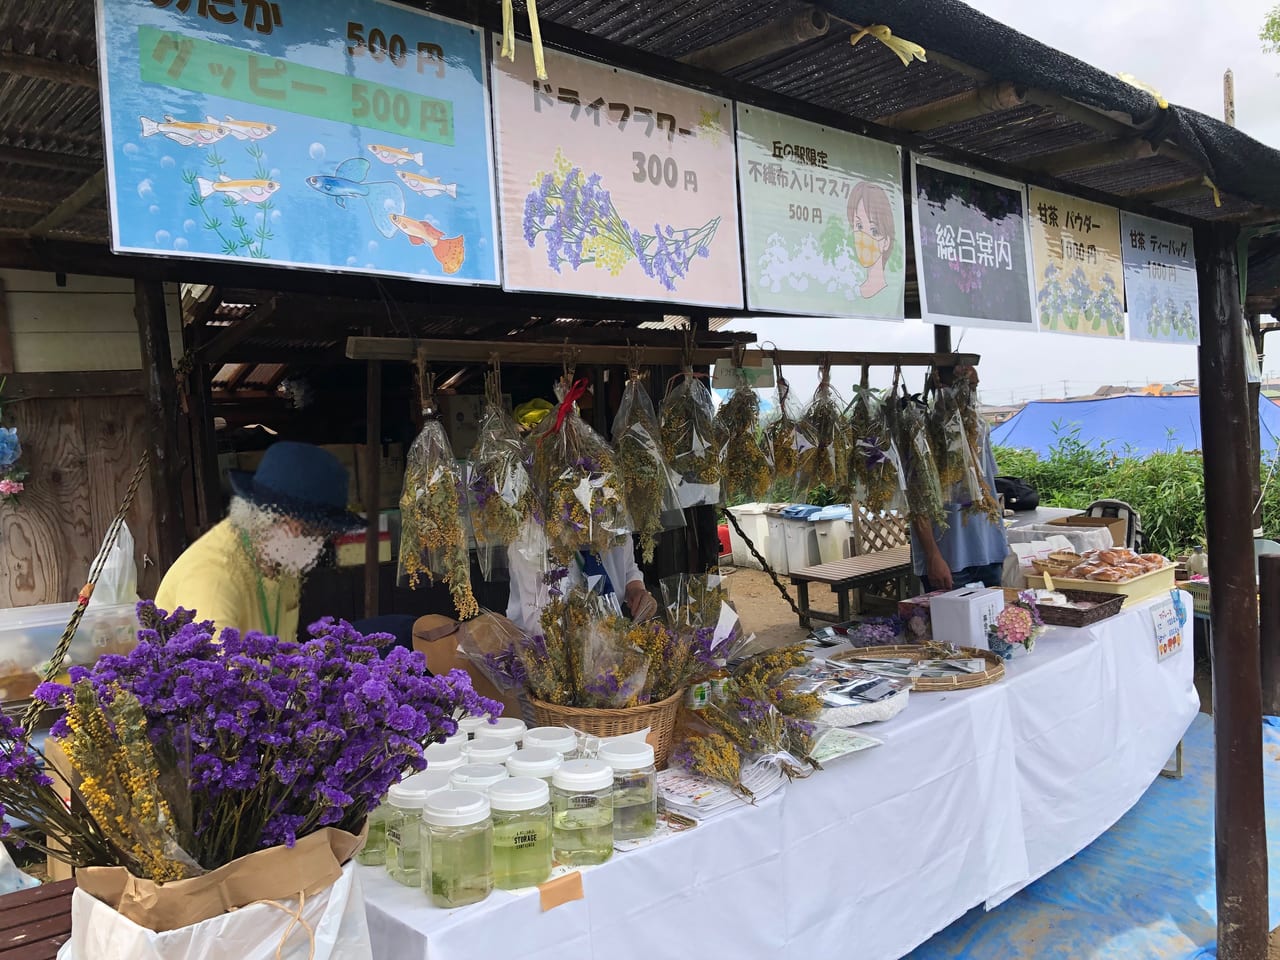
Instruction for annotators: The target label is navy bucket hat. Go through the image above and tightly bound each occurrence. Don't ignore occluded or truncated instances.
[228,442,364,534]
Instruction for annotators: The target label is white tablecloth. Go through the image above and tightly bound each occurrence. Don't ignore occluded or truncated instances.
[361,595,1198,960]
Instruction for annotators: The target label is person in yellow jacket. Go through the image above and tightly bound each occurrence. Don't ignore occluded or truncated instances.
[156,442,363,639]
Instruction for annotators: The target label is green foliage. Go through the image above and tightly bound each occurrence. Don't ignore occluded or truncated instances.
[1263,4,1280,53]
[996,425,1280,557]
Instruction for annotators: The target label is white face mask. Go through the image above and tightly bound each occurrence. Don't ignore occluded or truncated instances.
[258,526,325,575]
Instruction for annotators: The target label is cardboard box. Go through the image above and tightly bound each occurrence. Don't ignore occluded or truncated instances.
[1047,515,1127,549]
[335,531,392,566]
[44,736,75,882]
[928,587,1005,650]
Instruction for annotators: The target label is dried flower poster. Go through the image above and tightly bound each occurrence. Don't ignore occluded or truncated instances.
[491,40,743,308]
[1120,212,1200,345]
[1028,187,1126,338]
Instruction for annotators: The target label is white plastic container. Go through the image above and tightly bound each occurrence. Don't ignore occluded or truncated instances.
[0,601,138,704]
[450,763,509,792]
[782,517,820,571]
[422,742,466,773]
[726,503,772,570]
[812,516,853,564]
[466,737,518,765]
[506,747,562,783]
[765,511,792,576]
[483,717,527,748]
[522,727,578,759]
[929,587,1005,651]
[458,716,494,739]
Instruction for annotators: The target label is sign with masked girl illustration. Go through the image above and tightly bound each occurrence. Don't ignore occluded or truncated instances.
[736,105,905,320]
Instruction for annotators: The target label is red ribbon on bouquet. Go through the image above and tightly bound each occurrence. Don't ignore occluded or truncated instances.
[550,378,589,434]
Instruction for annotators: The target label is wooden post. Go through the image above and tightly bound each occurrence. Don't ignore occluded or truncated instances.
[933,324,952,355]
[1260,555,1280,716]
[134,279,185,572]
[0,277,14,374]
[363,359,382,619]
[1196,222,1268,960]
[180,314,222,534]
[1249,312,1264,531]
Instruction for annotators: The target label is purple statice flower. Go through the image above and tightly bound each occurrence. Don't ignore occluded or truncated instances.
[690,626,716,670]
[0,714,52,837]
[735,696,771,725]
[482,648,528,691]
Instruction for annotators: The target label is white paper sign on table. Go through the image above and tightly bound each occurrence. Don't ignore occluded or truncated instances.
[1152,592,1183,661]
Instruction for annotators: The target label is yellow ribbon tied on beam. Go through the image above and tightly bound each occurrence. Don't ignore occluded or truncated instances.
[1117,72,1169,110]
[849,24,927,68]
[1202,176,1223,208]
[502,0,548,80]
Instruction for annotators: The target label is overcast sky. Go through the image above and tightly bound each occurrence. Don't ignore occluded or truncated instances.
[726,0,1280,405]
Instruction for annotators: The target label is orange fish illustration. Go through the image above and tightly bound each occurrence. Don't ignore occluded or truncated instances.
[196,175,279,204]
[369,144,424,166]
[140,115,230,146]
[212,115,277,141]
[389,214,465,274]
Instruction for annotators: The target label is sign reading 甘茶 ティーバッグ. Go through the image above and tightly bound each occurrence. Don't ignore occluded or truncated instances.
[736,105,904,320]
[1027,187,1126,339]
[1120,212,1200,345]
[97,0,499,284]
[911,156,1036,331]
[491,40,743,308]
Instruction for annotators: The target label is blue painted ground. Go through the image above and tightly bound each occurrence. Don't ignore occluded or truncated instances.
[908,712,1280,959]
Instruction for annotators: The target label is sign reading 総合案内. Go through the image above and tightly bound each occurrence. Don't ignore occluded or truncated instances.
[911,156,1036,331]
[1119,212,1200,345]
[491,40,743,308]
[736,105,905,320]
[97,0,499,284]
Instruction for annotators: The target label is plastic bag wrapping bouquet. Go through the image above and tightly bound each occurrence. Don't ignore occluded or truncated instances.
[466,381,537,580]
[897,398,947,531]
[612,372,684,564]
[928,384,983,508]
[955,377,1003,524]
[846,384,906,515]
[762,367,801,492]
[714,367,771,503]
[659,369,721,508]
[795,366,850,499]
[659,572,751,663]
[531,378,631,566]
[399,416,479,620]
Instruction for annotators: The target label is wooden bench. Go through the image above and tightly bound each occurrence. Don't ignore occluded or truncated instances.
[789,544,914,628]
[0,880,75,960]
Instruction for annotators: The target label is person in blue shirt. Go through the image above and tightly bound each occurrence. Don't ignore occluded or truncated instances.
[910,365,1009,591]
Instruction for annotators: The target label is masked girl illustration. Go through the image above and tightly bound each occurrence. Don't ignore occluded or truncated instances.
[847,181,895,299]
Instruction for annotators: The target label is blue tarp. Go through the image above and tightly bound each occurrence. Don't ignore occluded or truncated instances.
[990,395,1280,458]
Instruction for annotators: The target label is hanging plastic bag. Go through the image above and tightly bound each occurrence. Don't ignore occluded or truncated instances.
[714,367,771,504]
[93,521,138,606]
[612,372,684,564]
[795,365,850,499]
[660,369,720,508]
[847,385,906,515]
[929,384,982,507]
[762,363,801,497]
[466,375,536,580]
[898,399,947,531]
[531,378,631,566]
[399,414,479,620]
[954,376,1003,524]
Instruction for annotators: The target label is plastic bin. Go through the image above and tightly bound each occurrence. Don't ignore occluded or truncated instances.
[0,601,139,704]
[726,502,777,570]
[781,517,820,571]
[811,505,854,564]
[766,511,792,575]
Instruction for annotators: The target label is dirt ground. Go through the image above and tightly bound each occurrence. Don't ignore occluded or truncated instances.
[719,565,812,649]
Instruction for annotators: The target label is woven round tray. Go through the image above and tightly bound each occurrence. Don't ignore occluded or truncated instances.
[529,687,684,769]
[831,645,1006,691]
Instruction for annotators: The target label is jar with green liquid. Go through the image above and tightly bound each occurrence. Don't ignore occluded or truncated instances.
[551,759,615,866]
[384,773,444,886]
[422,790,493,909]
[466,737,518,766]
[506,747,562,784]
[523,726,579,759]
[360,769,453,867]
[488,777,553,889]
[599,741,658,841]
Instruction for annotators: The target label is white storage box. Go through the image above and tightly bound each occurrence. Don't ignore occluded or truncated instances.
[0,601,139,704]
[928,587,1006,651]
[811,513,853,564]
[781,517,820,572]
[765,511,792,575]
[726,503,779,570]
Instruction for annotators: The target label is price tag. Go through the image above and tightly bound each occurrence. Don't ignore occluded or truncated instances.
[1152,591,1183,661]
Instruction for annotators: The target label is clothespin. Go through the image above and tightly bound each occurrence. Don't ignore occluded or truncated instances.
[849,24,927,68]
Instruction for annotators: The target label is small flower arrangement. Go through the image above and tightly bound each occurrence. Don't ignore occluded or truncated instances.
[3,603,497,878]
[612,373,682,564]
[715,373,772,503]
[987,592,1046,659]
[0,378,27,506]
[467,393,538,578]
[659,371,720,493]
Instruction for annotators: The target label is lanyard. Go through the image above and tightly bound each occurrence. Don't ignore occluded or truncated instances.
[238,531,281,636]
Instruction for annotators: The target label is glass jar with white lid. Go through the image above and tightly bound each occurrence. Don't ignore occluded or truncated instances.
[523,726,579,759]
[465,737,518,765]
[449,762,509,793]
[384,770,451,886]
[550,758,614,866]
[421,790,493,908]
[598,740,658,841]
[422,741,466,773]
[506,747,562,784]
[488,777,553,889]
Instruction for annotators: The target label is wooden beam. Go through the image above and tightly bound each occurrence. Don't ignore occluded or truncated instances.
[363,360,382,619]
[346,335,979,368]
[0,145,98,173]
[680,6,829,71]
[0,370,144,399]
[1128,176,1216,205]
[0,197,49,215]
[135,279,186,569]
[0,51,97,88]
[1196,221,1269,959]
[199,296,280,363]
[0,278,11,375]
[1023,137,1156,176]
[25,169,105,237]
[876,83,1024,133]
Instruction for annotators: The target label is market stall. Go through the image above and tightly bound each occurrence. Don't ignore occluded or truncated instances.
[358,594,1196,960]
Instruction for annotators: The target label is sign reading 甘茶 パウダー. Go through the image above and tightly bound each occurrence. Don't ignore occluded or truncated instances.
[1120,212,1200,345]
[1028,187,1126,339]
[491,39,743,308]
[911,156,1036,331]
[97,0,499,284]
[736,105,904,320]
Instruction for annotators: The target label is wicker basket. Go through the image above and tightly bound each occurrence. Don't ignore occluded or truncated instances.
[1034,589,1125,628]
[831,645,1005,691]
[529,688,685,769]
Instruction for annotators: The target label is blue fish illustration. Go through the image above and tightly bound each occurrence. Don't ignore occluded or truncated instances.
[305,157,404,239]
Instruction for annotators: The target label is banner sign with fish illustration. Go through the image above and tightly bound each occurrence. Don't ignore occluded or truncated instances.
[1028,187,1126,339]
[96,0,499,284]
[736,105,904,320]
[1119,211,1200,345]
[911,156,1037,331]
[491,39,744,308]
